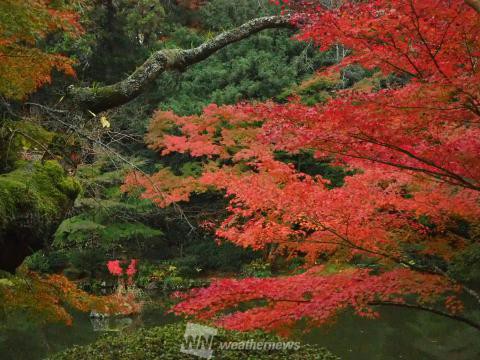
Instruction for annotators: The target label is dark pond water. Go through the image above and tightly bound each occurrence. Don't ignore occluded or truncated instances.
[1,301,479,359]
[303,308,480,360]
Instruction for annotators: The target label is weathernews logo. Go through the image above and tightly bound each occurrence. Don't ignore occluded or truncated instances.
[180,322,301,359]
[180,323,218,359]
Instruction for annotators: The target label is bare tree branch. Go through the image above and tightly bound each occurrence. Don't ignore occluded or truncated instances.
[67,15,294,113]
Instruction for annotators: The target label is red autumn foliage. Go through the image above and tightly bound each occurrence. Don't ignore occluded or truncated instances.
[1,272,141,326]
[0,0,83,99]
[107,260,123,276]
[124,0,480,332]
[107,259,138,278]
[126,259,138,277]
[173,267,460,332]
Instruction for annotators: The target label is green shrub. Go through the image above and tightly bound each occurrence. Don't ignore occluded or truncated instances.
[49,322,339,360]
[274,151,355,188]
[24,251,68,273]
[448,243,480,284]
[136,261,210,292]
[242,259,272,278]
[178,239,260,276]
[50,158,167,277]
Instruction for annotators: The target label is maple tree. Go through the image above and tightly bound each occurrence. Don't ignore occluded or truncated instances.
[122,0,480,333]
[0,271,140,326]
[0,0,82,99]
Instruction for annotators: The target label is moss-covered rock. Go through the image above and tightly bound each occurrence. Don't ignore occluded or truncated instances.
[49,322,339,360]
[0,160,81,271]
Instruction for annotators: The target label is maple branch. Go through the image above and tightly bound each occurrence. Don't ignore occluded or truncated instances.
[355,134,480,191]
[299,227,435,274]
[245,297,480,331]
[367,137,480,191]
[301,225,480,311]
[314,144,479,191]
[465,0,480,14]
[269,297,480,332]
[67,15,294,113]
[370,301,480,331]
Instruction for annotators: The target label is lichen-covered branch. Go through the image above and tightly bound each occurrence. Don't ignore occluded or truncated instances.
[67,15,293,113]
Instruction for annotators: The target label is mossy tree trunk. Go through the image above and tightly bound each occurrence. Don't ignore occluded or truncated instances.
[67,15,292,113]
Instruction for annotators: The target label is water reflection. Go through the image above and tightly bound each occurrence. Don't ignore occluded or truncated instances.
[301,307,480,360]
[1,303,479,359]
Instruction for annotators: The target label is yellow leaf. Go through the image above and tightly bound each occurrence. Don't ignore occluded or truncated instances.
[100,116,110,128]
[0,278,14,286]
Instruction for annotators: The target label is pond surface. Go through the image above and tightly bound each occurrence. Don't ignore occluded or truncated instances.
[1,300,479,359]
[302,308,480,360]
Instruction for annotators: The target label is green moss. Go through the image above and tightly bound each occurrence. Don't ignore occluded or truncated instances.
[0,119,55,171]
[0,161,79,225]
[49,322,339,360]
[162,49,184,67]
[0,161,80,270]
